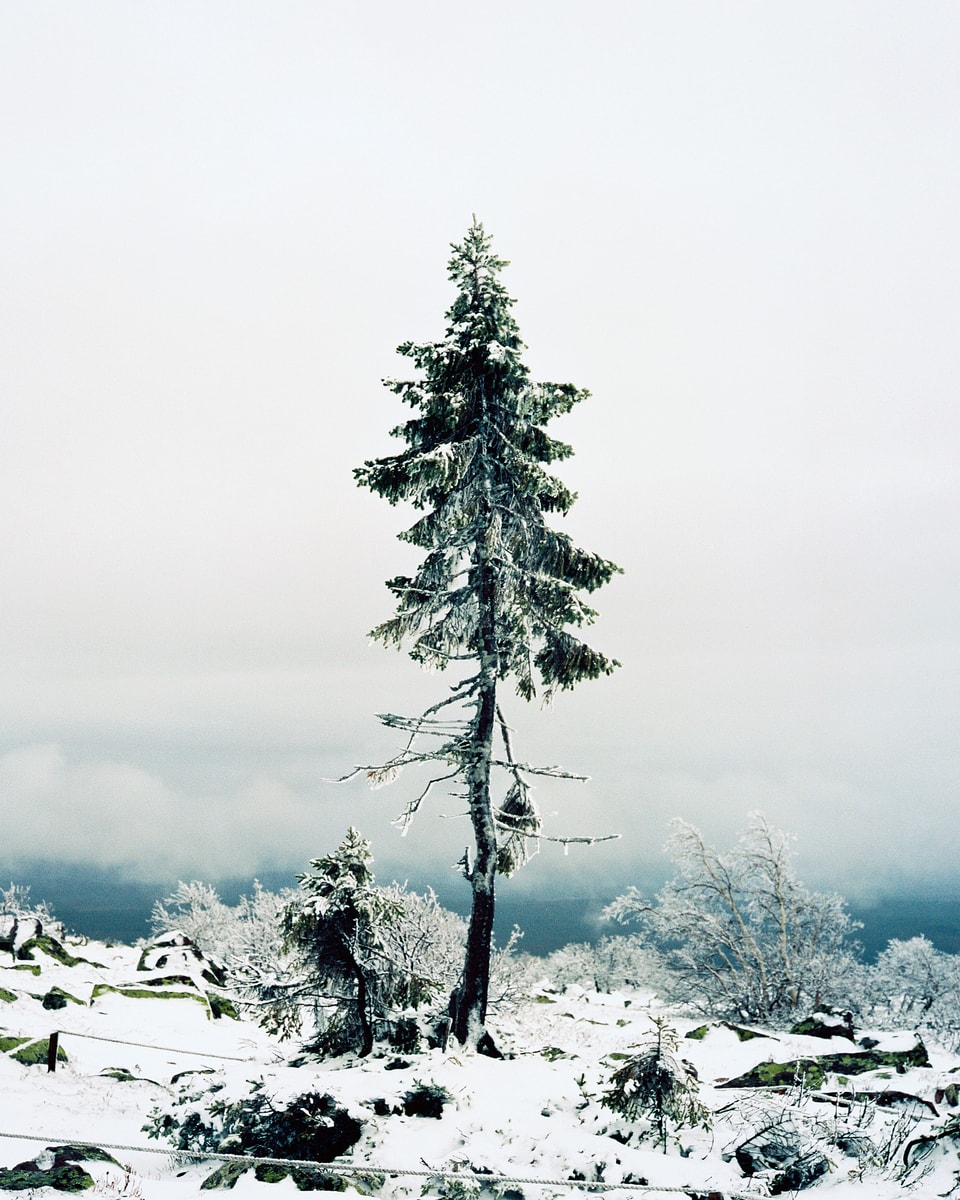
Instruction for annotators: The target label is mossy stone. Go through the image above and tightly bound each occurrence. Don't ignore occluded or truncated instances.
[42,986,85,1010]
[208,993,240,1020]
[201,1161,250,1189]
[0,1163,94,1191]
[0,986,18,1003]
[0,1035,31,1054]
[48,1146,121,1167]
[0,1148,114,1192]
[11,1036,68,1066]
[142,974,197,988]
[290,1168,352,1190]
[255,1163,290,1183]
[721,1043,929,1089]
[92,983,206,1005]
[16,936,104,969]
[720,1021,771,1042]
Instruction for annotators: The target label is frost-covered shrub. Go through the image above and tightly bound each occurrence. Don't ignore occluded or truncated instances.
[151,879,296,1027]
[540,934,668,995]
[0,882,56,924]
[601,1017,710,1152]
[865,936,960,1049]
[605,815,862,1024]
[402,1080,453,1119]
[376,884,466,1005]
[152,849,470,1048]
[145,1076,363,1167]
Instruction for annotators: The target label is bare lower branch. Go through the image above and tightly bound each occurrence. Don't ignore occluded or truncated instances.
[489,758,588,780]
[392,770,461,836]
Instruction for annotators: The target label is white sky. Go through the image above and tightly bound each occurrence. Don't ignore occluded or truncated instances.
[1,3,958,901]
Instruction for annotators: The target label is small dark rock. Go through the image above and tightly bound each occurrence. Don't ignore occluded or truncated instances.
[791,1013,855,1042]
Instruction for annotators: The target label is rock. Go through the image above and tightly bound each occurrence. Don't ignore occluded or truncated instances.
[200,1161,250,1190]
[42,987,85,1011]
[791,1012,855,1041]
[736,1131,830,1193]
[0,914,18,953]
[736,1128,803,1174]
[0,1145,120,1194]
[720,1041,930,1088]
[770,1151,830,1193]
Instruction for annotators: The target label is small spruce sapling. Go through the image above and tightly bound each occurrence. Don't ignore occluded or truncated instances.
[601,1017,710,1153]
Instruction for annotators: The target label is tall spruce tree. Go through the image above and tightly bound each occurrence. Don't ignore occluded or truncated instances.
[355,220,620,1048]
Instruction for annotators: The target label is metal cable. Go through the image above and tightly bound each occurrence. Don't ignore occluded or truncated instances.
[0,1130,754,1197]
[52,1029,253,1062]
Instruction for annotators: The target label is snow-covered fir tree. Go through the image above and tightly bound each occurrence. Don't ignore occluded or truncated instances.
[355,220,620,1049]
[283,828,406,1057]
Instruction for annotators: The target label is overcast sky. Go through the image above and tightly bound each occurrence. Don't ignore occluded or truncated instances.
[1,3,958,905]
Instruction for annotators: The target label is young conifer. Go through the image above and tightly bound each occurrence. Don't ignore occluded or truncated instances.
[355,220,620,1048]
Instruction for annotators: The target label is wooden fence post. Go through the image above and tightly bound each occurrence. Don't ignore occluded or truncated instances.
[47,1031,59,1073]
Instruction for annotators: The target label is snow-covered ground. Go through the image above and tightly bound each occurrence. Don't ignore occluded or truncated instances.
[1,931,958,1198]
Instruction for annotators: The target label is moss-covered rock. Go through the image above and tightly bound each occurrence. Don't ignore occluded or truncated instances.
[0,1035,31,1054]
[201,1160,250,1189]
[11,1036,68,1067]
[16,936,104,969]
[42,986,86,1010]
[0,1162,94,1191]
[791,1014,855,1041]
[721,1021,772,1042]
[288,1168,357,1191]
[720,1042,929,1089]
[685,1021,771,1042]
[141,974,198,989]
[91,983,206,1005]
[48,1146,121,1167]
[99,1067,138,1081]
[255,1163,290,1183]
[0,986,18,1003]
[137,937,226,987]
[0,1146,118,1192]
[202,1163,372,1193]
[207,993,240,1021]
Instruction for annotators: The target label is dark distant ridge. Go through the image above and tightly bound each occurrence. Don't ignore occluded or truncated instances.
[2,859,959,959]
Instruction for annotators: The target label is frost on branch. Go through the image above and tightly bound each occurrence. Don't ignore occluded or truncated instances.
[605,813,861,1025]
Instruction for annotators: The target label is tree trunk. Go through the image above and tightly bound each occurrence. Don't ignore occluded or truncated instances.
[450,674,499,1048]
[351,952,373,1057]
[449,532,500,1051]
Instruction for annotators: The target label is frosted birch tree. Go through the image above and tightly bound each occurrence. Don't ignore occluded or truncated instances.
[354,220,620,1049]
[605,815,861,1023]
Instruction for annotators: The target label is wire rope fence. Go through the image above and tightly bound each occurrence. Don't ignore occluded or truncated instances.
[0,1029,756,1198]
[0,1130,753,1198]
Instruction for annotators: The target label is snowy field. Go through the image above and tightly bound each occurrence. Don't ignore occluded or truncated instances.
[1,930,959,1198]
